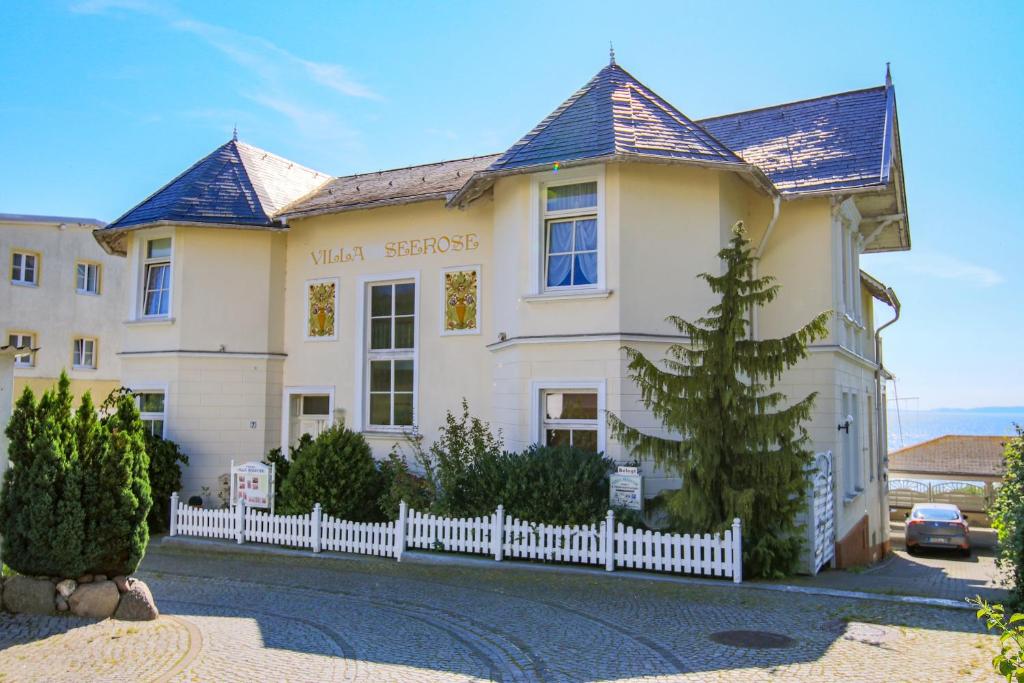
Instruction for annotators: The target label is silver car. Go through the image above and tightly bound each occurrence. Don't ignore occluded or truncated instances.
[905,503,971,557]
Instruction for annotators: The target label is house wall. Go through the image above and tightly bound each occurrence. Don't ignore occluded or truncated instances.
[107,161,893,566]
[1,219,125,402]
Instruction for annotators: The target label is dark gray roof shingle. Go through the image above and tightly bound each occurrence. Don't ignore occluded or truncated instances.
[103,139,329,231]
[490,64,744,172]
[699,87,891,194]
[279,154,500,218]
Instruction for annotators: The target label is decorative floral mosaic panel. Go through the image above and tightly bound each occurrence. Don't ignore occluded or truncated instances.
[307,281,337,338]
[444,268,478,333]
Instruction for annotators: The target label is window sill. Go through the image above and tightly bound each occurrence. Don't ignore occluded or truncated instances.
[71,366,97,372]
[125,316,175,326]
[362,428,418,439]
[843,488,865,505]
[522,289,612,303]
[75,290,101,297]
[10,281,38,288]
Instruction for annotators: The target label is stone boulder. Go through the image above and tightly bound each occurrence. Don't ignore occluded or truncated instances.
[56,579,77,598]
[113,575,130,593]
[114,579,159,621]
[3,576,57,615]
[69,580,120,619]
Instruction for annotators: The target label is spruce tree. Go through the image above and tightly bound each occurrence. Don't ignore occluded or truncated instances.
[0,388,38,570]
[607,221,830,578]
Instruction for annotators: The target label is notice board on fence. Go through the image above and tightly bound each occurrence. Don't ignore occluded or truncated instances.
[230,460,274,511]
[610,466,643,511]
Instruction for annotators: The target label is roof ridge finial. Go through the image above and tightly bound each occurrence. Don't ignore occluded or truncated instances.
[885,62,892,88]
[609,41,616,66]
[232,124,238,142]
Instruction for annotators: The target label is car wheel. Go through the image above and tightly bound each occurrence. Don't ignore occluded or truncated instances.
[960,547,971,558]
[906,545,917,556]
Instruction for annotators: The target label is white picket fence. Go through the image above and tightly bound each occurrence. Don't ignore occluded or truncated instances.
[168,493,743,582]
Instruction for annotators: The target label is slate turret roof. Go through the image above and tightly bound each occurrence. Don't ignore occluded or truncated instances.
[96,139,329,253]
[490,63,744,172]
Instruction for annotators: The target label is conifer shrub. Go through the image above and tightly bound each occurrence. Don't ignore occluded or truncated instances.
[0,375,151,578]
[279,424,385,521]
[263,432,310,500]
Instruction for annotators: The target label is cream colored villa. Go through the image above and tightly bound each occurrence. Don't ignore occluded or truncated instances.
[1,213,124,401]
[94,61,910,567]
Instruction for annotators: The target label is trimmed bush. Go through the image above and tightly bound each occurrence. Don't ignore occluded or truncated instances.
[497,445,614,525]
[279,424,384,521]
[263,432,311,501]
[0,376,151,578]
[145,434,189,533]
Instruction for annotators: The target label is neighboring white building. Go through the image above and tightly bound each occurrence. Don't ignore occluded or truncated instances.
[95,61,910,567]
[1,213,125,402]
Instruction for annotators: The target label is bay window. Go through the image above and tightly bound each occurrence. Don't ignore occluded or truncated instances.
[543,390,599,452]
[544,181,598,289]
[136,391,166,438]
[142,237,172,318]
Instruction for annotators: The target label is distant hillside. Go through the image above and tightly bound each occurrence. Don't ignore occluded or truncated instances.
[923,407,1024,414]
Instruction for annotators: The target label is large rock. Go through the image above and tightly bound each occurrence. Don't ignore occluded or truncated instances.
[69,580,120,619]
[56,579,77,598]
[3,576,57,615]
[114,579,159,621]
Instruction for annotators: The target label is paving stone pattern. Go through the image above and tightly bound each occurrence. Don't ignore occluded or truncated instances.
[0,545,1003,681]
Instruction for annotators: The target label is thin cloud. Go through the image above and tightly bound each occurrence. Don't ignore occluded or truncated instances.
[905,252,1004,288]
[72,1,376,99]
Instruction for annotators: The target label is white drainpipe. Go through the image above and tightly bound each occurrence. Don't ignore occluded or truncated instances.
[874,287,901,546]
[751,194,781,339]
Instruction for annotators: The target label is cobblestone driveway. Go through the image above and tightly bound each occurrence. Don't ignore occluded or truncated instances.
[0,544,1001,682]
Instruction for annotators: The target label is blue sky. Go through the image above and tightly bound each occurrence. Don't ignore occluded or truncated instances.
[2,1,1022,409]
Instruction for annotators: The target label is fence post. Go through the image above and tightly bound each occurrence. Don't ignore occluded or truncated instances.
[395,500,408,562]
[493,504,504,561]
[312,503,322,553]
[605,509,615,572]
[235,499,246,545]
[732,518,743,584]
[169,492,179,537]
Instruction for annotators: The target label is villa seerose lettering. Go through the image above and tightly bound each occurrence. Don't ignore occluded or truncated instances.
[311,233,480,266]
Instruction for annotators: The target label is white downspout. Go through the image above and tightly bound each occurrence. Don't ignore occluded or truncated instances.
[874,287,900,553]
[751,194,781,339]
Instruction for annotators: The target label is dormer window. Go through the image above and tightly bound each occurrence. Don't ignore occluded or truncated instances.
[544,181,598,289]
[142,237,172,318]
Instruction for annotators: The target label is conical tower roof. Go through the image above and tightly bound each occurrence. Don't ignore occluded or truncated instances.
[489,63,744,171]
[102,139,329,233]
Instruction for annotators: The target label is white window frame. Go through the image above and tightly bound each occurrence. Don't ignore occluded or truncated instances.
[75,261,102,295]
[10,250,39,287]
[137,234,173,320]
[353,271,420,433]
[132,384,168,439]
[280,386,336,453]
[528,166,606,296]
[7,331,35,368]
[439,264,482,336]
[72,336,97,370]
[530,379,607,453]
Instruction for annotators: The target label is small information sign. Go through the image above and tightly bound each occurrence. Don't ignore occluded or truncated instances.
[230,460,274,511]
[610,466,643,511]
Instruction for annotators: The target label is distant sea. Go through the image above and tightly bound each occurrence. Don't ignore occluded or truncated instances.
[887,409,1023,452]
